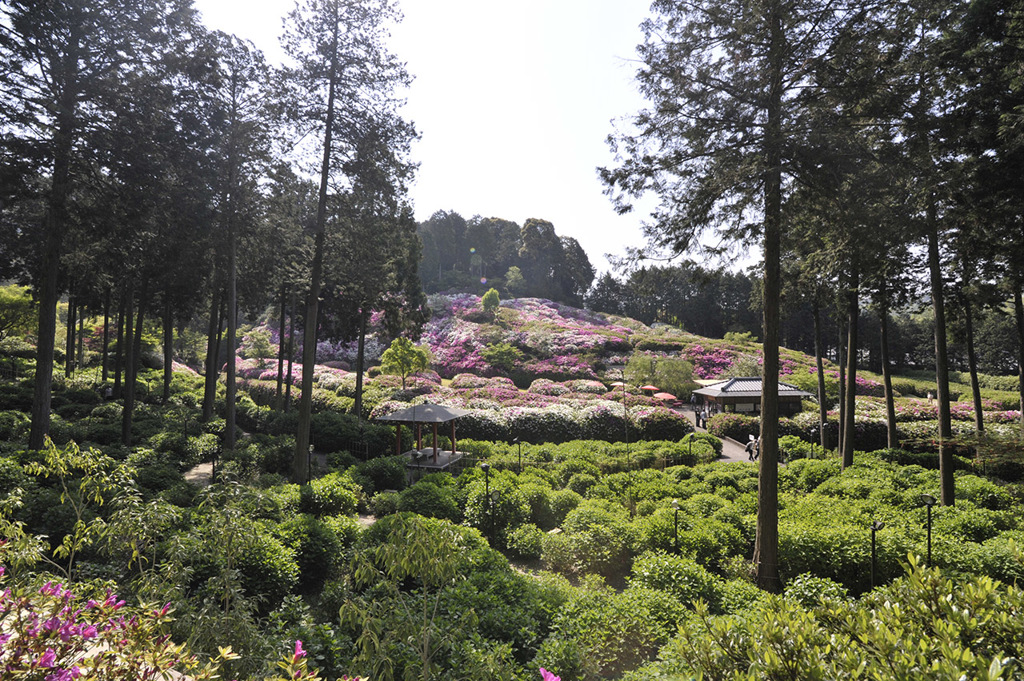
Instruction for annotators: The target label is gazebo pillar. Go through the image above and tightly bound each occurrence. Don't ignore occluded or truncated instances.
[395,423,402,455]
[416,424,422,451]
[432,423,439,461]
[450,421,456,456]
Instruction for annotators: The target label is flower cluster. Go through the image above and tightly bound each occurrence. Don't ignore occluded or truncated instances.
[0,571,218,681]
[683,344,735,379]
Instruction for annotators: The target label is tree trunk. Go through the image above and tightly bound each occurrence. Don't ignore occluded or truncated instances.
[354,309,367,418]
[286,289,297,413]
[962,296,984,435]
[122,280,148,447]
[65,295,76,378]
[277,284,287,410]
[202,282,222,422]
[879,304,898,449]
[837,320,846,457]
[102,290,111,383]
[163,299,173,403]
[813,300,828,452]
[76,304,85,375]
[926,197,954,505]
[225,227,238,450]
[842,272,859,468]
[295,229,325,483]
[295,20,340,483]
[121,284,136,446]
[753,0,782,594]
[29,26,80,449]
[114,292,125,397]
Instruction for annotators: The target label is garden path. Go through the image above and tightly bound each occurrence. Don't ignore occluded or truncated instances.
[676,406,753,464]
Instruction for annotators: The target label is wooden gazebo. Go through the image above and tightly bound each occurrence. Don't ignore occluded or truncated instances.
[374,402,472,477]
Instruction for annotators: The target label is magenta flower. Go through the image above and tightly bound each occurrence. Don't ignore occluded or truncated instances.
[38,648,57,667]
[293,639,306,661]
[540,668,561,681]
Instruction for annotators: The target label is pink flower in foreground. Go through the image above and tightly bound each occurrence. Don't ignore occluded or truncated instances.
[540,668,561,681]
[38,648,57,667]
[293,639,306,661]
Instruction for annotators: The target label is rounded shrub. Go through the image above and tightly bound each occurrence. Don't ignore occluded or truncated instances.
[369,490,400,517]
[629,551,724,611]
[507,523,545,560]
[783,572,849,607]
[396,481,462,522]
[275,513,346,592]
[549,488,583,526]
[299,471,359,517]
[353,455,407,494]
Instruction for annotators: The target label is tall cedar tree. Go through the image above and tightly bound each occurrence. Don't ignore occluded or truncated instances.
[601,0,892,589]
[212,35,272,450]
[0,0,192,448]
[280,0,414,482]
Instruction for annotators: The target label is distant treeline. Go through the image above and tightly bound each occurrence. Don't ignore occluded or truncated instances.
[416,210,596,306]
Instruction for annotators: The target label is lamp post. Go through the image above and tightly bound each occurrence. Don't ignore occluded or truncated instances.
[809,428,817,459]
[672,499,680,554]
[871,520,884,588]
[480,462,492,539]
[514,437,522,475]
[920,493,937,566]
[611,381,634,514]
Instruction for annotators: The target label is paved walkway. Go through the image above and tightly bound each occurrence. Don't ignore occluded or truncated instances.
[678,407,754,464]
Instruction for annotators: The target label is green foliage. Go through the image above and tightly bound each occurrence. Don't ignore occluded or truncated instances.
[275,513,349,592]
[300,471,360,517]
[464,468,530,546]
[536,583,688,679]
[0,409,29,440]
[241,328,274,366]
[629,551,724,611]
[545,499,636,582]
[396,480,462,522]
[24,438,134,579]
[641,557,1024,681]
[0,284,36,342]
[481,287,500,316]
[723,330,757,344]
[507,523,545,560]
[378,337,430,389]
[352,455,407,495]
[343,514,516,680]
[481,342,523,372]
[783,572,849,607]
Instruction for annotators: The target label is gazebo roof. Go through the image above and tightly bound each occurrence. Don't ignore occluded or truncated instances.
[693,377,813,399]
[374,402,472,424]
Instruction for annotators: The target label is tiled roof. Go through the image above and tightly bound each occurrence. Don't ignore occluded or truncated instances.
[693,377,813,398]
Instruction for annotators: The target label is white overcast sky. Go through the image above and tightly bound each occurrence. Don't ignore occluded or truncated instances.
[193,0,656,274]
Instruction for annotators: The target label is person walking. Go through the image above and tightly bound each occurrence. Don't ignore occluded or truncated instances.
[745,436,755,461]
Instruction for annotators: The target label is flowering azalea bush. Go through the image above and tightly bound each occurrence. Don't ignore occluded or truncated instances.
[0,569,235,681]
[683,344,736,379]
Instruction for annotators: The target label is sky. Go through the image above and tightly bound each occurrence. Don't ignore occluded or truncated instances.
[193,0,657,274]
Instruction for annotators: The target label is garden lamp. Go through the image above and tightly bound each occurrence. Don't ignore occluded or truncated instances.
[920,493,937,566]
[481,462,491,537]
[672,499,680,554]
[871,520,885,588]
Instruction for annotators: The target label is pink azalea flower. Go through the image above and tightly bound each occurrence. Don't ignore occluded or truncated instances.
[39,648,57,667]
[540,668,560,681]
[293,639,306,661]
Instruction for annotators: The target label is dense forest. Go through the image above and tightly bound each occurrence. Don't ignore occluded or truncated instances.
[2,0,1024,679]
